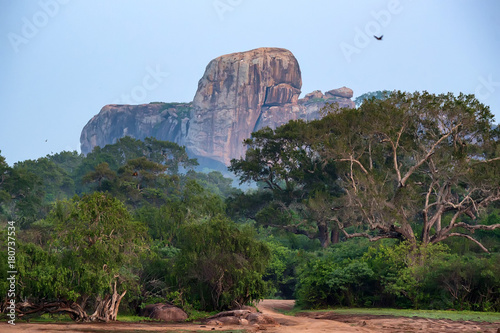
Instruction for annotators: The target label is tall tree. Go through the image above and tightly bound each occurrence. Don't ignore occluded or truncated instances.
[82,162,116,189]
[175,214,270,310]
[229,121,341,247]
[48,151,84,176]
[78,137,196,178]
[15,157,76,203]
[143,137,198,174]
[116,157,175,207]
[317,91,500,251]
[0,152,11,220]
[0,152,45,227]
[353,90,391,108]
[11,192,147,321]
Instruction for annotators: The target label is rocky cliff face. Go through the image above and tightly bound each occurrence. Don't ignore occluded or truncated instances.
[80,47,355,166]
[256,87,355,132]
[186,47,302,165]
[80,102,191,155]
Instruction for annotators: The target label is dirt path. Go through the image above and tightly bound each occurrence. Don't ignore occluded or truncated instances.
[0,320,245,333]
[256,299,376,333]
[1,300,499,332]
[297,308,500,333]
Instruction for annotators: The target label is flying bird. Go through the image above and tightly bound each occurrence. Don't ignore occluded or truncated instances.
[374,35,383,41]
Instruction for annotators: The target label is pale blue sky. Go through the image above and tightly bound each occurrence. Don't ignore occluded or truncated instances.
[1,0,499,165]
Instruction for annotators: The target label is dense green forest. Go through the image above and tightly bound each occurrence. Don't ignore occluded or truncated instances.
[1,91,500,322]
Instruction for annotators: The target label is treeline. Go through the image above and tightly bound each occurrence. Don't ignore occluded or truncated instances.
[1,91,500,322]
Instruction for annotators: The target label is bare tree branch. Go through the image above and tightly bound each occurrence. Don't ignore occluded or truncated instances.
[472,156,500,165]
[431,233,489,253]
[375,124,406,184]
[339,227,400,242]
[453,222,500,232]
[400,123,462,187]
[336,157,369,174]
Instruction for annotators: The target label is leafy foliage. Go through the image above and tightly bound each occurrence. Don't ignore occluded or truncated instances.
[353,90,391,107]
[263,239,301,299]
[75,137,197,193]
[317,91,500,250]
[134,179,225,242]
[296,240,500,311]
[15,157,75,203]
[229,121,342,247]
[1,192,148,321]
[0,153,45,227]
[1,91,500,319]
[175,215,270,310]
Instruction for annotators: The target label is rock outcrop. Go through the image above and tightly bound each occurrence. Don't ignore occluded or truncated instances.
[186,47,302,165]
[80,47,355,166]
[141,303,188,322]
[205,309,277,327]
[80,102,191,155]
[255,86,355,133]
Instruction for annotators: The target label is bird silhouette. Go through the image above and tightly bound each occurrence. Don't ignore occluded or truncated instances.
[374,35,383,40]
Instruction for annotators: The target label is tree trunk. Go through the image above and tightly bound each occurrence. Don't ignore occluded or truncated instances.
[89,280,126,321]
[330,227,340,245]
[318,222,330,248]
[393,223,416,244]
[10,282,126,322]
[10,300,90,322]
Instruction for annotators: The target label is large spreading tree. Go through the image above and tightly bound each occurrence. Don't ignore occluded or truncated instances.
[231,91,500,251]
[230,120,342,248]
[316,91,500,251]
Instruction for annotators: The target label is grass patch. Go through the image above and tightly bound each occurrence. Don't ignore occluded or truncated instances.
[116,315,158,322]
[7,313,74,323]
[185,309,218,322]
[287,306,500,323]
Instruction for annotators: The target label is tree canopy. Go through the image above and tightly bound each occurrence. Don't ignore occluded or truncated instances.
[13,192,147,321]
[232,91,500,252]
[319,91,500,251]
[175,214,270,310]
[230,120,342,248]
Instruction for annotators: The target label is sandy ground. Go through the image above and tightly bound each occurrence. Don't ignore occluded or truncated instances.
[1,300,499,333]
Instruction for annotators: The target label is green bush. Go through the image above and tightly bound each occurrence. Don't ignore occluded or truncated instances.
[262,240,296,298]
[174,215,270,311]
[296,239,377,308]
[296,240,500,311]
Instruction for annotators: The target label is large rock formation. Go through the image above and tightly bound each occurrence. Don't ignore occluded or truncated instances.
[80,47,355,166]
[80,102,191,155]
[186,47,302,165]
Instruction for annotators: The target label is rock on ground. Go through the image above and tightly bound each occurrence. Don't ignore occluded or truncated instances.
[141,303,187,322]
